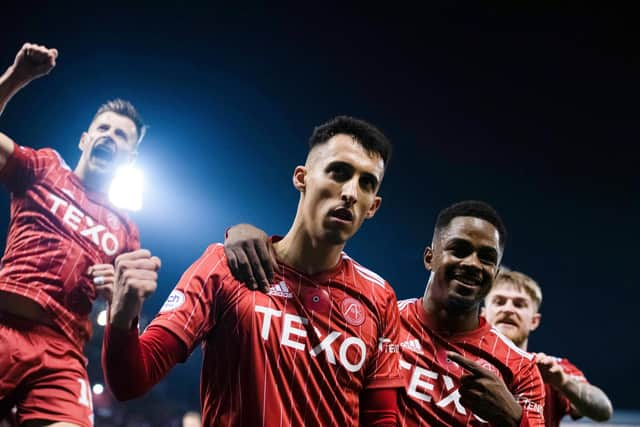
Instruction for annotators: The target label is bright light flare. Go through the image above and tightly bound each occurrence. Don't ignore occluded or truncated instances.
[92,383,104,395]
[109,166,143,211]
[96,309,107,326]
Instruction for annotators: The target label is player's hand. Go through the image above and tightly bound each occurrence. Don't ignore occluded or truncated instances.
[88,263,115,303]
[10,43,58,85]
[224,223,277,293]
[535,352,567,389]
[447,352,523,427]
[109,249,161,330]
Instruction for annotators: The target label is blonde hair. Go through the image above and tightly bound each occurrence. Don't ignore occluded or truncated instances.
[493,267,543,311]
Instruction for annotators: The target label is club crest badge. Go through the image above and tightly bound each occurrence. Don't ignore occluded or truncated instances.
[341,297,365,326]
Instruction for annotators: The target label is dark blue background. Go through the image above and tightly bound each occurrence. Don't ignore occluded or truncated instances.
[1,2,637,412]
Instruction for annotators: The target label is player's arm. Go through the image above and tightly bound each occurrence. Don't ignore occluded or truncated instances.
[0,43,57,170]
[103,321,187,400]
[102,249,184,400]
[536,353,613,422]
[360,388,398,427]
[224,223,278,292]
[361,290,403,426]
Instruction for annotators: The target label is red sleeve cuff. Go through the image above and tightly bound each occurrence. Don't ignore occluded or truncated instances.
[102,323,187,401]
[361,388,398,427]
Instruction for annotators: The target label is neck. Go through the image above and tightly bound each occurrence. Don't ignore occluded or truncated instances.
[517,337,529,351]
[274,215,345,276]
[422,283,481,334]
[73,164,107,193]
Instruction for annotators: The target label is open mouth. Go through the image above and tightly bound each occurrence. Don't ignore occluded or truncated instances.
[496,318,519,327]
[329,207,354,223]
[91,140,116,164]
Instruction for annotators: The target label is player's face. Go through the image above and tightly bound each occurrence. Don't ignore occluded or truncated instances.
[483,284,540,347]
[78,111,139,179]
[425,217,502,311]
[297,134,384,245]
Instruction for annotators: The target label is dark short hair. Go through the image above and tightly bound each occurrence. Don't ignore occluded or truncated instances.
[435,200,507,249]
[308,115,392,166]
[93,99,146,144]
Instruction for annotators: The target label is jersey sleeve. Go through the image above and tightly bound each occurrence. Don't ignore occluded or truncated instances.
[512,358,546,426]
[148,243,231,355]
[364,285,405,390]
[0,144,63,192]
[559,358,588,384]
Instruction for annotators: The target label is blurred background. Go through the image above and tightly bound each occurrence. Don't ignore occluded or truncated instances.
[1,2,638,425]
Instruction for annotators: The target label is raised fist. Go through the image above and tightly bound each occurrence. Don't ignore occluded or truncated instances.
[11,42,58,84]
[109,249,162,330]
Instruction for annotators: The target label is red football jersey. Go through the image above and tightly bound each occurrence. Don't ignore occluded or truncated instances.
[396,298,545,426]
[542,357,587,427]
[150,243,404,426]
[0,144,140,349]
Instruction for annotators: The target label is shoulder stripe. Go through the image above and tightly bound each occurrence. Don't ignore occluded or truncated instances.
[490,328,534,360]
[353,263,386,288]
[397,298,418,312]
[343,253,387,288]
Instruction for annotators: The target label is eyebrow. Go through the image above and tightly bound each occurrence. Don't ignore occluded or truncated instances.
[326,161,380,188]
[447,238,499,257]
[492,294,529,303]
[114,128,128,141]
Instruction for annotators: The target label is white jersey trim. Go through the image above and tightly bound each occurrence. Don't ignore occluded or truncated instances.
[343,253,387,288]
[490,327,534,360]
[397,298,418,312]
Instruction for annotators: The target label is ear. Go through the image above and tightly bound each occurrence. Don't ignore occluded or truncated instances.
[79,132,89,150]
[530,312,541,331]
[292,166,306,192]
[423,246,434,271]
[365,196,382,219]
[480,306,486,317]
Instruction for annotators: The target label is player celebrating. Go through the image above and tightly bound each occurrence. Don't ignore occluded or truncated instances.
[103,116,404,426]
[226,200,546,426]
[0,43,144,427]
[395,201,544,426]
[483,269,613,426]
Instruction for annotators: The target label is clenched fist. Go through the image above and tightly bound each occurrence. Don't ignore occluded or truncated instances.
[10,42,58,85]
[109,249,161,330]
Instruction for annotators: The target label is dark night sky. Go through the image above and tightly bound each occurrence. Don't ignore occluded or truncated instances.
[1,3,638,410]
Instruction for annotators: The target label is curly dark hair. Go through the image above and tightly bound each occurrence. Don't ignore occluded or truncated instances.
[435,200,507,249]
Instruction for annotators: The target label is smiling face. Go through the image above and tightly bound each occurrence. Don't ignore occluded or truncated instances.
[424,216,502,312]
[76,111,139,186]
[484,282,541,347]
[295,133,384,245]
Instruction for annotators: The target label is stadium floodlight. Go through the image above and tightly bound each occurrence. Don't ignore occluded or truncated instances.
[92,383,104,395]
[96,309,108,327]
[108,165,143,211]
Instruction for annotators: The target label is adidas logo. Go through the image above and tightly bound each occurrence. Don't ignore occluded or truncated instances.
[400,338,423,355]
[268,280,293,299]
